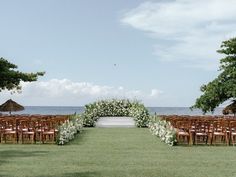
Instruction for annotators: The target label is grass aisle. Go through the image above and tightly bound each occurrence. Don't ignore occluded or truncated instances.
[1,128,236,177]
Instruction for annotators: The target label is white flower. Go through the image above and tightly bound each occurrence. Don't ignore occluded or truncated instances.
[149,118,177,146]
[57,115,84,145]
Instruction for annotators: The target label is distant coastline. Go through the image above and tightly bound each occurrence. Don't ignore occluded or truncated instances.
[8,106,224,116]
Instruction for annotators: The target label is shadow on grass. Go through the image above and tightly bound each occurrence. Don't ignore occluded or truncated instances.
[0,150,48,166]
[61,172,101,177]
[37,171,101,177]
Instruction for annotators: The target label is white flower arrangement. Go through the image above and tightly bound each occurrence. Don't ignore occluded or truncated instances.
[57,115,83,145]
[148,118,177,146]
[81,99,149,127]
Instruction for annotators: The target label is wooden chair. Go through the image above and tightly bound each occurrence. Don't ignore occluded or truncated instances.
[1,118,18,143]
[0,118,3,143]
[194,121,210,145]
[41,120,56,143]
[176,121,192,145]
[229,121,236,146]
[18,119,36,144]
[33,118,44,143]
[211,121,229,145]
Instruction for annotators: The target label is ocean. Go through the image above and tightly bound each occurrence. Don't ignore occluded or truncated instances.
[8,106,224,116]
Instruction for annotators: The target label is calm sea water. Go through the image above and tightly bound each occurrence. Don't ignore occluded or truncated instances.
[8,106,224,116]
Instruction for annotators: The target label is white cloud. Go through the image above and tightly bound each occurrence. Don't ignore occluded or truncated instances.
[121,0,236,70]
[149,89,163,97]
[0,79,162,106]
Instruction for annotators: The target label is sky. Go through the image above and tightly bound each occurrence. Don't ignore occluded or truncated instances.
[0,0,236,107]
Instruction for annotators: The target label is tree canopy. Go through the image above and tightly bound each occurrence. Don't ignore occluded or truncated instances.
[192,37,236,113]
[0,57,45,92]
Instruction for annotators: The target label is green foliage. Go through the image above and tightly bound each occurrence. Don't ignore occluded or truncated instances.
[0,57,45,91]
[148,116,177,146]
[192,37,236,113]
[81,99,150,127]
[56,114,83,145]
[129,101,150,127]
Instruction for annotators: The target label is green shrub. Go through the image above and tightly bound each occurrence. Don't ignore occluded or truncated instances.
[56,114,83,145]
[81,99,149,127]
[129,102,150,127]
[148,116,177,146]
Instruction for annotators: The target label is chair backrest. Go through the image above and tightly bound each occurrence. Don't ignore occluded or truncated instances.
[230,121,236,132]
[176,121,191,131]
[1,118,16,131]
[41,120,56,131]
[18,119,35,132]
[194,121,210,133]
[213,121,227,133]
[0,118,4,131]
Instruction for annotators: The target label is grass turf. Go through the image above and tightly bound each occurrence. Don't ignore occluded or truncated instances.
[1,128,236,177]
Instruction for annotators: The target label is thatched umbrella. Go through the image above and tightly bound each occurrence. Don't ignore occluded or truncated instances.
[222,101,236,116]
[0,99,24,115]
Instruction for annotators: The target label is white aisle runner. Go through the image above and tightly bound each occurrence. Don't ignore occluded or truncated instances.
[96,117,135,128]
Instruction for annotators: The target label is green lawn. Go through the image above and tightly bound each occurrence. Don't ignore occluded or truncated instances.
[1,128,236,177]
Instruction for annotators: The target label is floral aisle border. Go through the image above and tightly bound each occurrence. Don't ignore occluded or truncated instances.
[148,117,177,146]
[57,115,83,145]
[81,99,150,127]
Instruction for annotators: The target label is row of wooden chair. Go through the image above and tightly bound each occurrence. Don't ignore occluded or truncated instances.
[0,115,69,144]
[175,120,236,146]
[158,115,236,145]
[160,115,236,125]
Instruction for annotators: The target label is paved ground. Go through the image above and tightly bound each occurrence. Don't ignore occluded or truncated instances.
[96,117,135,128]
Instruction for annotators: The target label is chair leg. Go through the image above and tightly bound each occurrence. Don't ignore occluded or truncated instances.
[189,135,193,145]
[42,134,45,144]
[205,136,208,145]
[226,135,229,146]
[176,135,179,144]
[22,134,24,144]
[212,135,215,145]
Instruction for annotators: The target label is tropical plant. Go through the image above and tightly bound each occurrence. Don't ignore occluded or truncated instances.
[192,37,236,113]
[81,99,150,127]
[0,57,44,92]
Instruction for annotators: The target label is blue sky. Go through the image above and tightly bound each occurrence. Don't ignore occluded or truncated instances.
[1,0,236,107]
